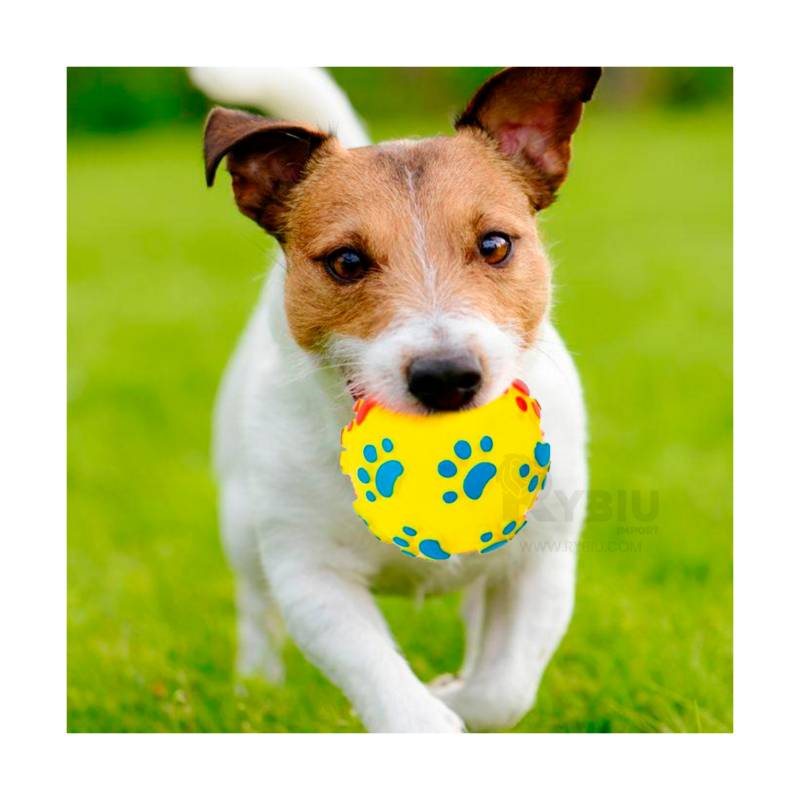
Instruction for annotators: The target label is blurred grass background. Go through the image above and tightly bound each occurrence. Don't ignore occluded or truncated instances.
[67,67,732,732]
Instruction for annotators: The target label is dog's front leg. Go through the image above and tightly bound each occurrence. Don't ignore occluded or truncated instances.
[434,548,576,731]
[265,558,464,733]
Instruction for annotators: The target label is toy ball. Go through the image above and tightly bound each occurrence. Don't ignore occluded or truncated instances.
[339,380,551,561]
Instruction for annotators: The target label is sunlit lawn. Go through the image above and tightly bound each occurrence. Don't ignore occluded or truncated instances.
[68,106,732,732]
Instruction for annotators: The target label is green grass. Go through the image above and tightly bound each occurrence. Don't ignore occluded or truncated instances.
[67,107,732,732]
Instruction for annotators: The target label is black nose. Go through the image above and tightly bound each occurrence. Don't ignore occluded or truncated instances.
[407,355,483,411]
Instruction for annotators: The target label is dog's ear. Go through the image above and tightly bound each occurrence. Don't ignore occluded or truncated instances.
[456,67,601,209]
[204,107,330,235]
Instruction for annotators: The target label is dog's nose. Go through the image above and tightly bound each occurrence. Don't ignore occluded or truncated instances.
[407,355,483,411]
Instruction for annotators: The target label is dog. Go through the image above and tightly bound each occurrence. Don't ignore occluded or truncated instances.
[192,66,599,732]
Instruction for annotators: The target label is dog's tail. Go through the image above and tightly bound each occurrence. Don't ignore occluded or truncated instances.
[188,67,370,149]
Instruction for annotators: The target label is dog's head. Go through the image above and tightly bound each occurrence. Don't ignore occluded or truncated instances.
[205,67,600,413]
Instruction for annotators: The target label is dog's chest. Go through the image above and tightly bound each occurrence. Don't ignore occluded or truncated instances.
[263,438,513,593]
[368,547,509,595]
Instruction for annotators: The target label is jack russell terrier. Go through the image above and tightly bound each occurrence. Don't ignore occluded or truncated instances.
[192,66,600,732]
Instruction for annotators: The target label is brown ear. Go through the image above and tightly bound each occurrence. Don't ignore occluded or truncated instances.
[204,107,330,235]
[456,67,601,209]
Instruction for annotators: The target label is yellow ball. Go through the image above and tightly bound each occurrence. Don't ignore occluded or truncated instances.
[339,381,551,561]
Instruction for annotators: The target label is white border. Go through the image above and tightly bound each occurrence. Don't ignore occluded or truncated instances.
[3,0,799,796]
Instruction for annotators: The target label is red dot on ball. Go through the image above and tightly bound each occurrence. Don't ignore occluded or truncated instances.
[512,379,530,396]
[515,396,528,412]
[356,397,378,425]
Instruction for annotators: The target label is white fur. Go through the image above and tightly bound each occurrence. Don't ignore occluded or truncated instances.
[329,312,522,414]
[203,68,588,732]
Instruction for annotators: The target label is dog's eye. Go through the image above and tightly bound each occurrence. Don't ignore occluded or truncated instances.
[325,248,370,283]
[478,232,512,266]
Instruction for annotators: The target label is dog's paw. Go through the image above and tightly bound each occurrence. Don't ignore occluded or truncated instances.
[369,692,465,733]
[429,681,534,732]
[403,697,465,733]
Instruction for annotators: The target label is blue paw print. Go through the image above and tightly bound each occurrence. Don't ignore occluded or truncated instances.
[514,442,551,493]
[477,519,528,554]
[390,525,451,561]
[437,435,497,504]
[357,438,404,502]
